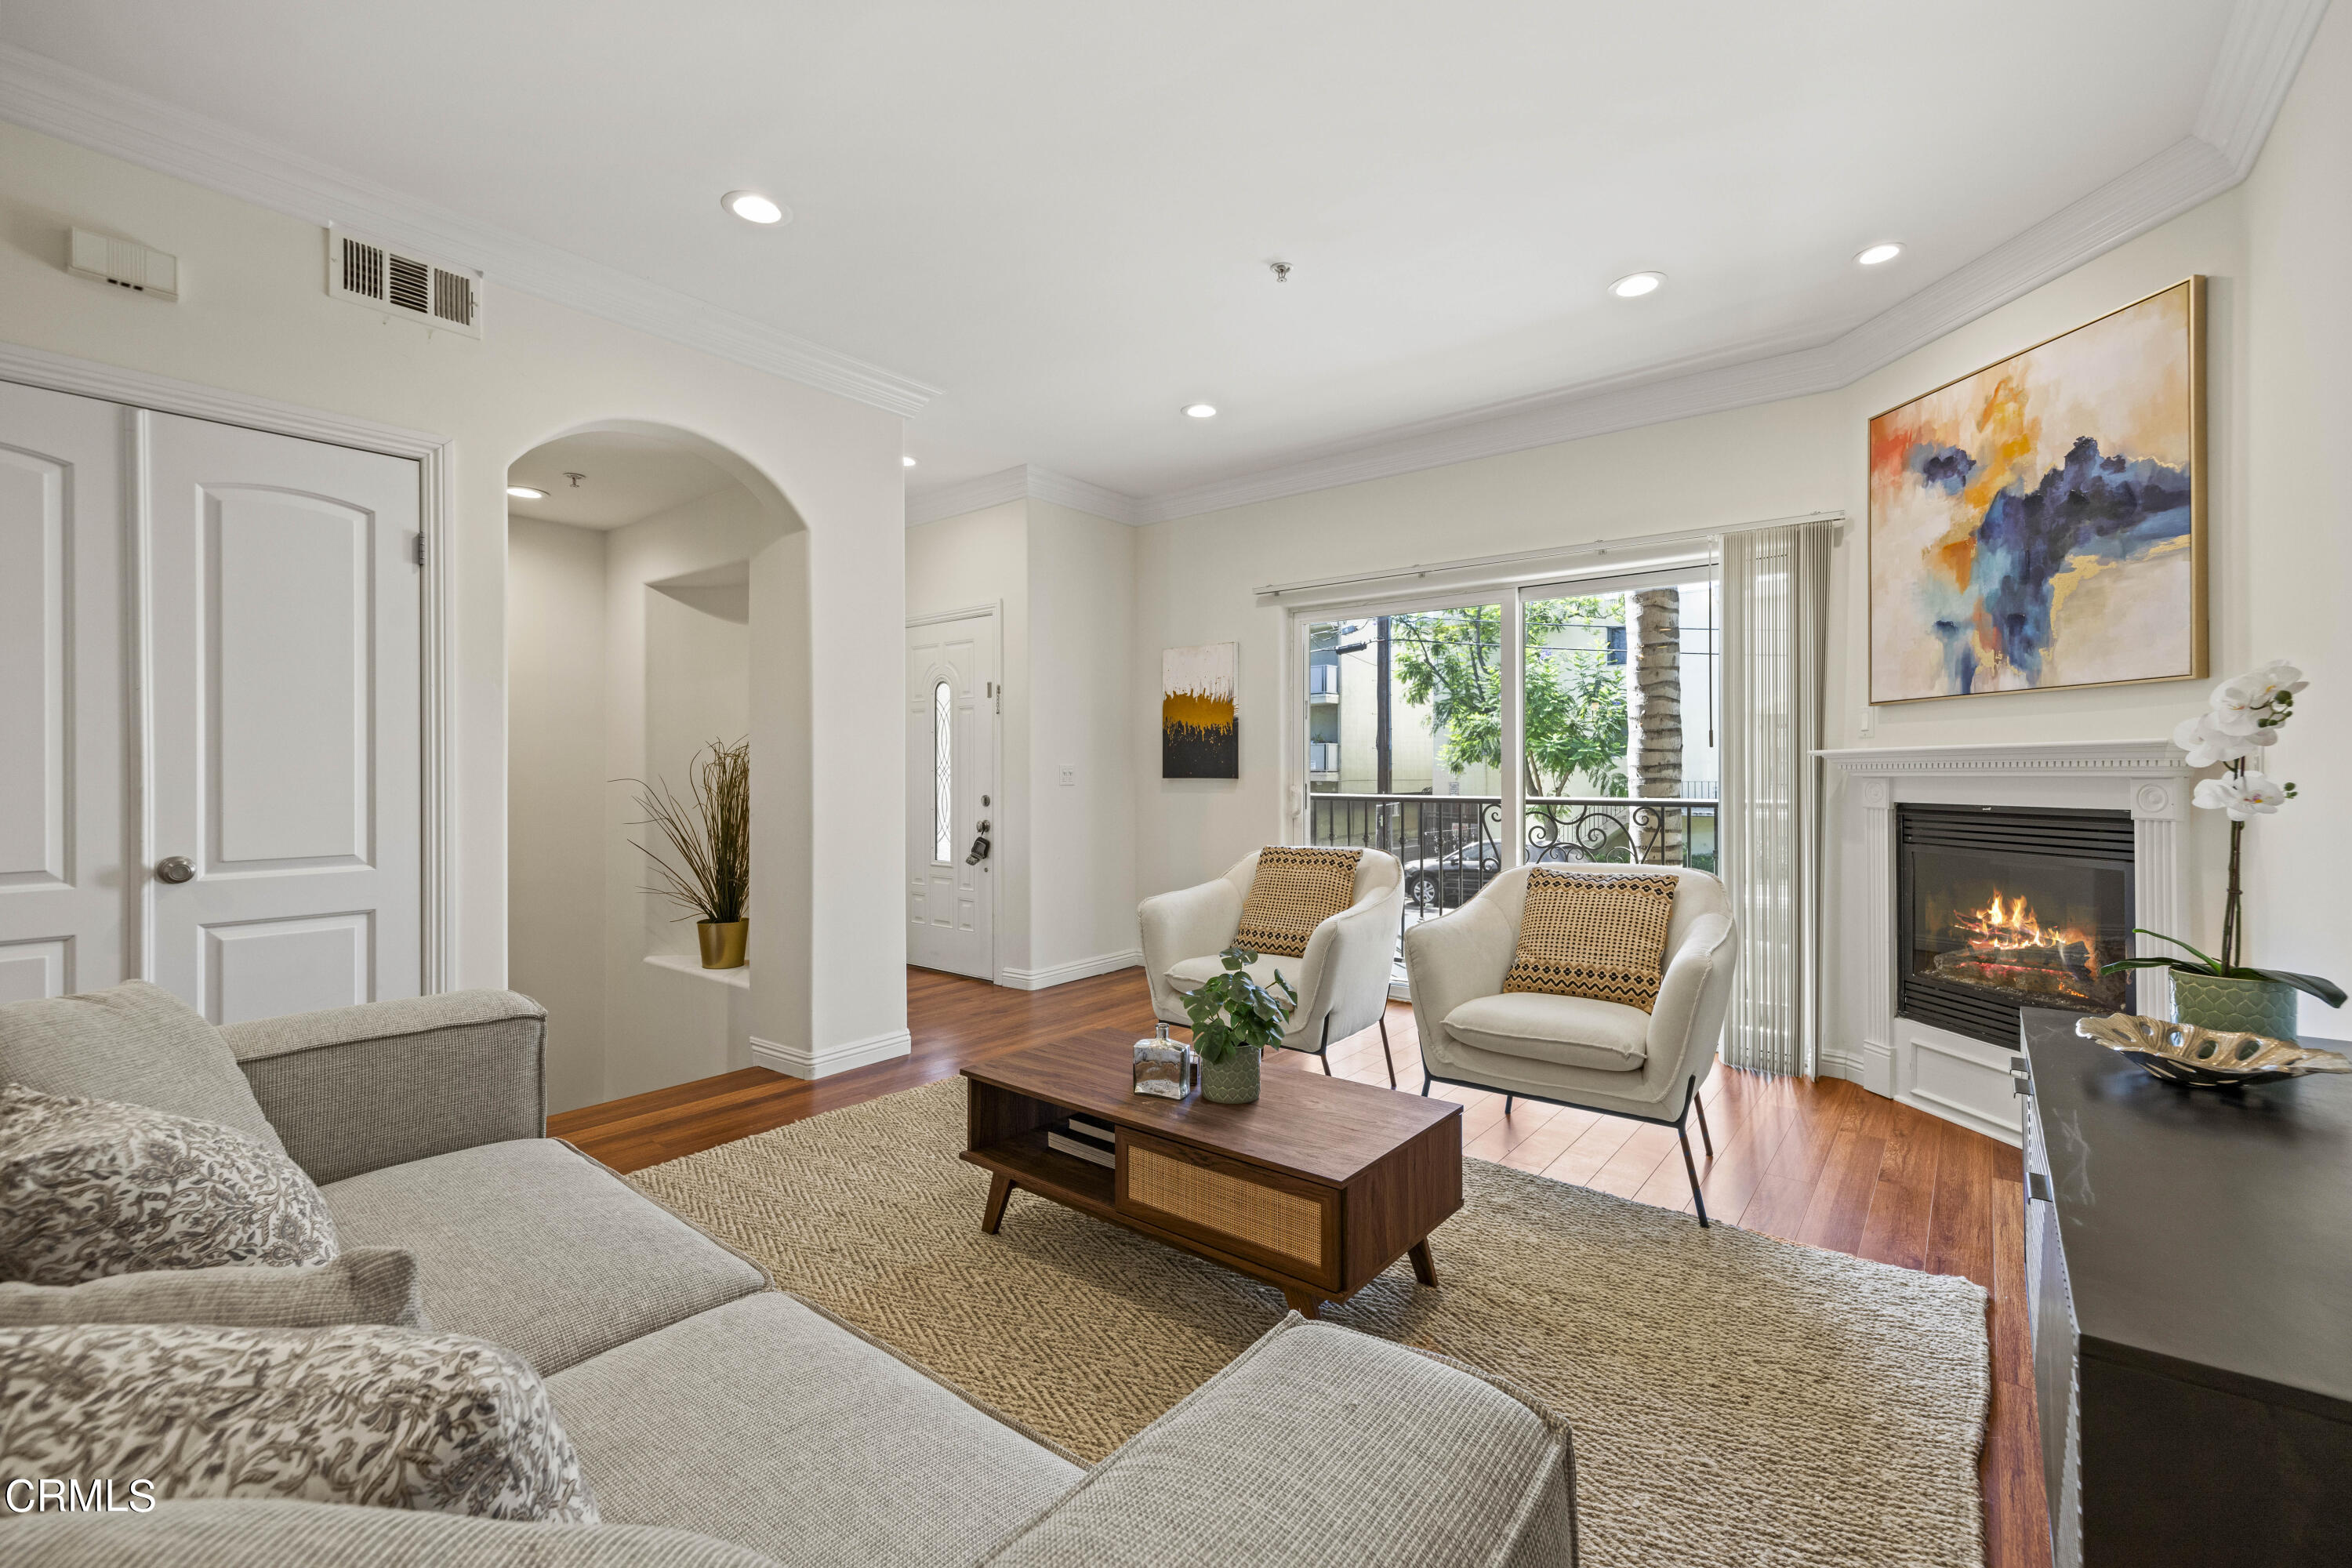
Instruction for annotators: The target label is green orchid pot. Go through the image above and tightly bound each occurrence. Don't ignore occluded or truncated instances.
[2169,971,2300,1041]
[1198,1044,1262,1105]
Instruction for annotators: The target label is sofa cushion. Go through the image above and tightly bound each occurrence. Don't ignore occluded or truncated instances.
[548,1292,1080,1568]
[1233,845,1363,958]
[0,980,287,1156]
[319,1138,764,1374]
[1502,867,1678,1010]
[0,1085,339,1285]
[6,1501,783,1568]
[1443,991,1650,1072]
[982,1316,1575,1568]
[0,1320,597,1521]
[0,1248,425,1330]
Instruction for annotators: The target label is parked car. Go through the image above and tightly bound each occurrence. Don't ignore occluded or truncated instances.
[1403,840,1503,910]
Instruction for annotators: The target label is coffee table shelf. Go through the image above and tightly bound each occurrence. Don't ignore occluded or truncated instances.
[960,1031,1462,1318]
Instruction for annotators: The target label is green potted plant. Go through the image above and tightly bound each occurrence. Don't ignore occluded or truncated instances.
[626,737,751,969]
[2107,662,2343,1037]
[1181,946,1297,1105]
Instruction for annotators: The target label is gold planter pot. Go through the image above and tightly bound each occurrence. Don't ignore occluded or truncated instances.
[697,919,749,970]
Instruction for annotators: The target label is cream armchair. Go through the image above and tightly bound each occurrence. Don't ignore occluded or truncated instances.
[1139,849,1406,1084]
[1403,863,1737,1224]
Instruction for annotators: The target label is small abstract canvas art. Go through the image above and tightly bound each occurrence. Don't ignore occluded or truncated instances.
[1869,278,2204,703]
[1162,643,1237,779]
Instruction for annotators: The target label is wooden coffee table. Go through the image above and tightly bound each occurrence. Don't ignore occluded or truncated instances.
[960,1032,1462,1317]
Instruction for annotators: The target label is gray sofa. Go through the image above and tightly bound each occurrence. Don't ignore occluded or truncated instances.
[5,989,1578,1566]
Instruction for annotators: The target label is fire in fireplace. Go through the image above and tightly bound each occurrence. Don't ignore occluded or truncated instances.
[1898,805,2135,1047]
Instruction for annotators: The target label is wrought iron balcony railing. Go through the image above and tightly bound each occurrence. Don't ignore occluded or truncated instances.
[1305,792,1721,958]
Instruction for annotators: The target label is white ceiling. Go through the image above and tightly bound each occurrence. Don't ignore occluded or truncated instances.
[507,432,738,531]
[0,2,2277,510]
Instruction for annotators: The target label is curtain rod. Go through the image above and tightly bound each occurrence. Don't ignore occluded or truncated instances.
[1252,510,1844,600]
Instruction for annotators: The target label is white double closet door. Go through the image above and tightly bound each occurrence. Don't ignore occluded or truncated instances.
[0,379,422,1022]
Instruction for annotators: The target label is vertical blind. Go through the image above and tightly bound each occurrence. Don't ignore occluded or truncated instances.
[1717,521,1831,1076]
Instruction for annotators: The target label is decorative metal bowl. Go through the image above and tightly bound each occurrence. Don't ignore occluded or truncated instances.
[2074,1014,2352,1088]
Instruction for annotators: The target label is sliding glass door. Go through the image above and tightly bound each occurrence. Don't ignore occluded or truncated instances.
[1301,603,1504,976]
[1521,572,1718,872]
[1294,565,1718,982]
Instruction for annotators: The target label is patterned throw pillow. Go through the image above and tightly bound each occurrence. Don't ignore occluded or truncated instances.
[0,1248,425,1330]
[0,1322,598,1521]
[0,1084,339,1286]
[1503,869,1680,1011]
[1233,846,1364,958]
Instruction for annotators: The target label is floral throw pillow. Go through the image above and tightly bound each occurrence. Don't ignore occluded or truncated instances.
[0,1083,339,1286]
[0,1321,598,1521]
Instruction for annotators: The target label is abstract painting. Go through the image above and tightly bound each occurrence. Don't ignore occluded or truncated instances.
[1869,278,2204,704]
[1162,643,1237,779]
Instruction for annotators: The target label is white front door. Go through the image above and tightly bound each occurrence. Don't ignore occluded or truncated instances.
[906,613,996,979]
[143,412,423,1022]
[0,383,130,1001]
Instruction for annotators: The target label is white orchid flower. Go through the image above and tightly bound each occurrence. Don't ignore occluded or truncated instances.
[2172,713,2269,767]
[2192,771,2289,822]
[2209,659,2308,733]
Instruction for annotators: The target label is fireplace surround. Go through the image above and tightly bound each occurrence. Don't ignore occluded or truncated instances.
[1820,741,2191,1145]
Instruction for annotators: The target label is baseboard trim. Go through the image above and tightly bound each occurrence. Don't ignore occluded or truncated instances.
[749,1028,912,1080]
[999,949,1145,992]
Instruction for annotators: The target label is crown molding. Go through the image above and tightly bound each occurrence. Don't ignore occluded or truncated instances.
[1125,0,2327,526]
[0,41,939,418]
[906,463,1146,528]
[905,466,1034,527]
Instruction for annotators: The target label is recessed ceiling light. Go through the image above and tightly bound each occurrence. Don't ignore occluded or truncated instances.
[1184,403,1218,419]
[722,190,789,226]
[1856,242,1904,267]
[1609,272,1664,299]
[902,456,916,468]
[506,485,548,500]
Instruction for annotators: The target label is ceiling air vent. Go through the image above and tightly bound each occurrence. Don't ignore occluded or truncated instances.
[326,225,482,339]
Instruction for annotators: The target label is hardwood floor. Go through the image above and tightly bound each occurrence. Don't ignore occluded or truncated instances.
[552,964,2049,1568]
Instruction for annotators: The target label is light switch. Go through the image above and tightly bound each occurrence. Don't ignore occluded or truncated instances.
[1058,765,1076,787]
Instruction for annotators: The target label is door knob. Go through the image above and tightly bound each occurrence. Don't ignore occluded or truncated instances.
[156,855,195,884]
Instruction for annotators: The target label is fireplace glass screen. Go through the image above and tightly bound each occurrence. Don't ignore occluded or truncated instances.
[1897,805,2134,1047]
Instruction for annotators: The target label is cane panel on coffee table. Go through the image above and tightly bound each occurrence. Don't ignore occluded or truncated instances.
[960,1030,1462,1316]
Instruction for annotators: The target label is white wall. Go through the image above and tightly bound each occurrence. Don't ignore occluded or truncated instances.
[506,516,607,1112]
[1025,500,1140,982]
[0,122,909,1071]
[602,486,774,1096]
[907,498,1140,987]
[1127,3,2352,1059]
[2239,0,2352,1037]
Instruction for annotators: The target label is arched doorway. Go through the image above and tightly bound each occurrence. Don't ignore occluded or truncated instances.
[503,423,809,1112]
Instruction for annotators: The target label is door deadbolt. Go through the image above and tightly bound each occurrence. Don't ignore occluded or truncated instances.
[156,855,195,884]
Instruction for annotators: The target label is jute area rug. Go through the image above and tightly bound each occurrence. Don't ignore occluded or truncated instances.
[630,1077,1989,1567]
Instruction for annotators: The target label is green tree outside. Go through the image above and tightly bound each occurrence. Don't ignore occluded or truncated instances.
[1388,597,1628,798]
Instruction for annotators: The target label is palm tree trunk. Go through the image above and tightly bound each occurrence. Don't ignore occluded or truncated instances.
[1628,588,1683,864]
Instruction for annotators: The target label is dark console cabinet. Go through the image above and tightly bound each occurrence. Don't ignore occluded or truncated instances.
[2016,1008,2352,1566]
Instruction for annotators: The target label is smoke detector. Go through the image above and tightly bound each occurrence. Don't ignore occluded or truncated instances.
[326,224,483,338]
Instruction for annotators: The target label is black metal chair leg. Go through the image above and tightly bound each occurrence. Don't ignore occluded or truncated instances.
[1679,1123,1710,1228]
[1694,1093,1715,1158]
[1505,1094,1515,1114]
[1319,1052,1332,1076]
[1377,1015,1396,1088]
[1421,1072,1432,1096]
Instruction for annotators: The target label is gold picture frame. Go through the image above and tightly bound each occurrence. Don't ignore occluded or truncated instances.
[1867,276,2206,706]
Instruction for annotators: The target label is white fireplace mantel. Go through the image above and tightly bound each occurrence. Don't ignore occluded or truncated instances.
[1816,739,2193,1145]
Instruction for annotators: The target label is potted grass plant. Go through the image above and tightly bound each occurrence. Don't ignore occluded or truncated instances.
[1181,946,1297,1105]
[627,737,751,969]
[2107,662,2344,1038]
